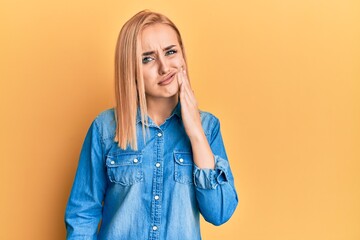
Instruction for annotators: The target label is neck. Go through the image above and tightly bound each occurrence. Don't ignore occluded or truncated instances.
[146,94,179,126]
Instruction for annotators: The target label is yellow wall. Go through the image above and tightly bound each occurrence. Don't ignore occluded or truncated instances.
[1,0,359,239]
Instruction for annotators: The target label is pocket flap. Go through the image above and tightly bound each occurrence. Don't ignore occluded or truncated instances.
[106,153,142,167]
[173,152,193,166]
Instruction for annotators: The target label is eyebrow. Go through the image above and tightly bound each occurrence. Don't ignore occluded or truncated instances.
[142,45,177,56]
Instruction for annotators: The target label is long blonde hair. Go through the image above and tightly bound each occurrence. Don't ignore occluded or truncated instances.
[114,10,187,150]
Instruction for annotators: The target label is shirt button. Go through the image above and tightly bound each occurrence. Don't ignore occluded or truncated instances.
[110,160,115,165]
[179,158,184,163]
[133,158,139,163]
[154,195,159,200]
[157,132,162,137]
[155,163,161,168]
[152,226,158,231]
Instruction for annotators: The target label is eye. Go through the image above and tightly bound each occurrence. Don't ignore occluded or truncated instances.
[165,49,177,56]
[142,56,154,64]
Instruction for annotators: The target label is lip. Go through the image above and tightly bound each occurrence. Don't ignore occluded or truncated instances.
[158,73,176,86]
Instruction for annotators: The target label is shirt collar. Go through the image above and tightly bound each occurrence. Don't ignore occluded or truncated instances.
[136,101,181,125]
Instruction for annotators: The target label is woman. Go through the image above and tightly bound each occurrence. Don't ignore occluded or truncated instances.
[65,10,238,240]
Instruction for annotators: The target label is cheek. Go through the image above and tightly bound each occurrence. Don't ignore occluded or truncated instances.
[169,57,184,69]
[142,66,155,80]
[142,66,158,89]
[174,54,186,68]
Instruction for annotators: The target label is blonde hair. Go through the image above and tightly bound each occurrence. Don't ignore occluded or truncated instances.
[114,10,187,150]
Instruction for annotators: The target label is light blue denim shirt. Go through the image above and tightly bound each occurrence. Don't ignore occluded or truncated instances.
[65,102,238,240]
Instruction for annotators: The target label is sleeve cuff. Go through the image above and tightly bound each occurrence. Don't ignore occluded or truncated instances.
[193,155,229,189]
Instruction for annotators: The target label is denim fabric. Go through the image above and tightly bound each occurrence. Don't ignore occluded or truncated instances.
[65,102,238,240]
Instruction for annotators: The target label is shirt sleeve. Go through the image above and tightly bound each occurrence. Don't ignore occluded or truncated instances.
[64,120,107,240]
[193,116,238,226]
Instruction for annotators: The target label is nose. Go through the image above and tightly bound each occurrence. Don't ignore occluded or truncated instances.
[158,56,169,75]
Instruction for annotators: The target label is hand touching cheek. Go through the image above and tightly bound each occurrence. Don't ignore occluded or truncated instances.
[176,68,204,140]
[176,68,215,169]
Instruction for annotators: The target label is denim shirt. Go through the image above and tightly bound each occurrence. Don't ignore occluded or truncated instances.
[65,102,238,240]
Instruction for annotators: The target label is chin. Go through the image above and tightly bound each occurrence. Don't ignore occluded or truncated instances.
[159,85,179,98]
[146,91,178,101]
[162,91,178,99]
[146,84,179,100]
[166,88,180,97]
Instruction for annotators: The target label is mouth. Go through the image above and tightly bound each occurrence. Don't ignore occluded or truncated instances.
[158,72,176,86]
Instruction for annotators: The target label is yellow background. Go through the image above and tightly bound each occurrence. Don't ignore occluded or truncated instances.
[1,0,359,239]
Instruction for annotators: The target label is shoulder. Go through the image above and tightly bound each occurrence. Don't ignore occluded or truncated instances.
[199,109,220,136]
[92,108,116,141]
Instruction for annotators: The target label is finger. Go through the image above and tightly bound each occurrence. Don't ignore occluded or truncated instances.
[178,68,189,90]
[183,68,193,90]
[179,77,186,100]
[178,67,198,107]
[181,68,189,87]
[181,73,196,103]
[181,85,197,108]
[182,70,195,100]
[176,69,183,86]
[185,92,197,108]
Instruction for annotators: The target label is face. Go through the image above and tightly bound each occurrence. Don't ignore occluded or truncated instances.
[140,23,185,101]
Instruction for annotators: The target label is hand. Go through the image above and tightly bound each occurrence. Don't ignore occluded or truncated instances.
[176,67,215,169]
[176,67,204,140]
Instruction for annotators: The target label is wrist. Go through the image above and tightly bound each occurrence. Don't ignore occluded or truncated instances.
[188,128,207,144]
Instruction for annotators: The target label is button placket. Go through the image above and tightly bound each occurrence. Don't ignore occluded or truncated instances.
[150,129,164,239]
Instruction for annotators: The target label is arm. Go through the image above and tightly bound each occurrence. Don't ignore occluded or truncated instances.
[176,68,238,225]
[192,117,238,226]
[64,120,107,239]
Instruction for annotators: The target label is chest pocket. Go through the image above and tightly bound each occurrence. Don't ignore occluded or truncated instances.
[106,153,143,186]
[174,151,194,185]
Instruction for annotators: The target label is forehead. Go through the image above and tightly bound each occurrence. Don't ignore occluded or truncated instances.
[140,23,179,51]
